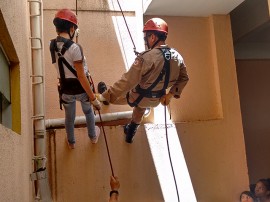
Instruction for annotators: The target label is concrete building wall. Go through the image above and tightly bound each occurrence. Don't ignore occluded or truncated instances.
[44,2,164,202]
[0,125,33,202]
[43,1,249,202]
[44,2,135,119]
[145,15,249,201]
[0,0,250,201]
[0,1,34,202]
[47,126,163,202]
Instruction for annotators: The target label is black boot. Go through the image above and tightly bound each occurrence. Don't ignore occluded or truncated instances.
[124,122,140,143]
[97,81,109,105]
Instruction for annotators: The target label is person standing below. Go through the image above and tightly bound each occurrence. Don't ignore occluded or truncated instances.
[240,191,257,202]
[109,176,120,202]
[97,18,189,143]
[50,9,101,149]
[255,179,270,202]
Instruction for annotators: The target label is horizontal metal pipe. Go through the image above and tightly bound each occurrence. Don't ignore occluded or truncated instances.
[45,111,133,129]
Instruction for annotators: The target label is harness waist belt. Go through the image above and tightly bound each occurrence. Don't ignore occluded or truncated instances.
[60,78,85,95]
[135,85,165,98]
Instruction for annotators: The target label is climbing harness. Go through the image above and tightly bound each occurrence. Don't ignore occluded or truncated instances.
[50,37,83,109]
[164,105,180,202]
[126,48,171,107]
[50,36,91,109]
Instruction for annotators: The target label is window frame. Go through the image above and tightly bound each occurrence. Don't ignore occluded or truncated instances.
[0,10,21,134]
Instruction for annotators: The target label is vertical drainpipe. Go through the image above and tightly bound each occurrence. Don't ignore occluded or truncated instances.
[29,1,52,201]
[29,0,45,170]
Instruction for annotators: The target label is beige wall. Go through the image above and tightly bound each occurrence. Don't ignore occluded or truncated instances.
[0,125,33,202]
[236,59,270,183]
[0,0,250,201]
[43,1,249,202]
[44,1,164,202]
[160,16,224,122]
[0,0,34,202]
[146,15,249,201]
[47,126,163,202]
[44,4,135,119]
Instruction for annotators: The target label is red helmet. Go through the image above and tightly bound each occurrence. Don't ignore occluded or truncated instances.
[54,9,78,26]
[143,18,168,34]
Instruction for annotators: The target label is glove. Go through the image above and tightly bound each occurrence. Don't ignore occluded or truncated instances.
[160,93,173,106]
[91,97,101,110]
[96,93,107,102]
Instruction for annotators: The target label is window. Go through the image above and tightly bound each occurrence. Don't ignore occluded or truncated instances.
[0,10,21,134]
[0,45,12,128]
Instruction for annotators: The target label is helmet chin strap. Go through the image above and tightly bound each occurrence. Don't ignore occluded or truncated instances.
[68,31,75,40]
[146,38,160,50]
[145,34,160,50]
[68,27,77,40]
[146,40,150,50]
[150,38,160,49]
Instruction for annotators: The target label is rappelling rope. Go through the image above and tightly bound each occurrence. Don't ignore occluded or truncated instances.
[164,105,180,202]
[98,110,115,176]
[113,1,180,199]
[75,0,115,176]
[115,0,139,56]
[75,0,78,43]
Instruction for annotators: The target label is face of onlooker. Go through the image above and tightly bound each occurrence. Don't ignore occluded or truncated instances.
[240,193,255,202]
[255,181,268,198]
